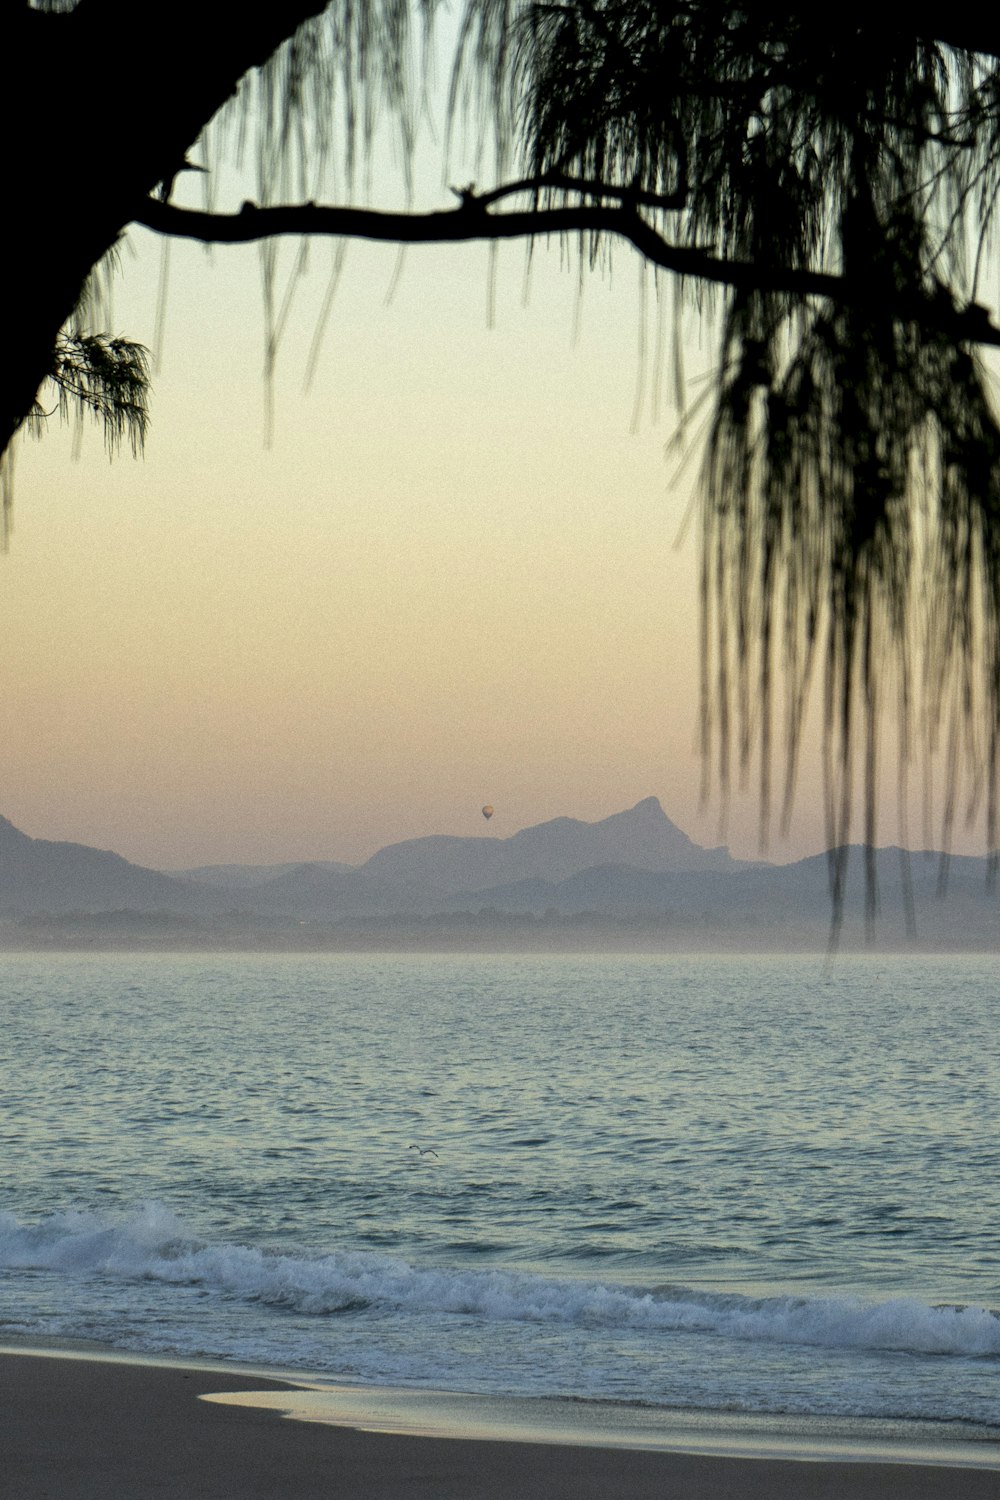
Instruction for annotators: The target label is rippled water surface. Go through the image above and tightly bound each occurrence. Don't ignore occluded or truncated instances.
[1,952,998,1432]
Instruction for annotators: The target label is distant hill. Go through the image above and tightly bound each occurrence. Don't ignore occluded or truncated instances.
[151,799,738,921]
[0,815,197,916]
[1,805,996,949]
[362,797,736,892]
[0,799,735,923]
[174,859,355,888]
[439,844,999,938]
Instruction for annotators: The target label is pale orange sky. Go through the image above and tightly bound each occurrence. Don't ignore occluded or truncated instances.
[1,120,970,871]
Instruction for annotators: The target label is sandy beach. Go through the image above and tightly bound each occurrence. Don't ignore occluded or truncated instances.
[2,1350,999,1499]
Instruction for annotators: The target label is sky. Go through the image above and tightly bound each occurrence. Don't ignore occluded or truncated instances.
[1,58,979,872]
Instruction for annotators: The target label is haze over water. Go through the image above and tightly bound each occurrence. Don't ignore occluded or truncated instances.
[1,951,998,1449]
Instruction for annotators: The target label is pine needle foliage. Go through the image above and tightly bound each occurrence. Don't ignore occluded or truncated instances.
[4,330,148,550]
[455,1,1000,900]
[32,333,150,458]
[207,0,430,206]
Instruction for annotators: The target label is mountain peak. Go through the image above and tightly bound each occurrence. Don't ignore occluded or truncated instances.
[609,796,669,824]
[0,814,33,849]
[364,798,734,890]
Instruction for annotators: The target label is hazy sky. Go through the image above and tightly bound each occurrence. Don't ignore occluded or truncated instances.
[1,89,960,871]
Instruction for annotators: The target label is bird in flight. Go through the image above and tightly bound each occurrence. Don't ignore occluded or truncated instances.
[408,1144,439,1158]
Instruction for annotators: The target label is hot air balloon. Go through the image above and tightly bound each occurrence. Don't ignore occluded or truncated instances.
[481,805,494,820]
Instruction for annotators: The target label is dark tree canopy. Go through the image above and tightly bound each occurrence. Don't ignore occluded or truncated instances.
[10,0,1000,918]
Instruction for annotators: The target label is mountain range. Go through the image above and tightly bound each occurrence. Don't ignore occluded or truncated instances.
[1,799,996,950]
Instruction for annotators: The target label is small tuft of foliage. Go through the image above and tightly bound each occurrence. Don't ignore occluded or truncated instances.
[7,332,148,548]
[33,333,150,459]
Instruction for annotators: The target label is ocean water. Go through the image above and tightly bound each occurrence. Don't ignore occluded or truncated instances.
[1,951,999,1444]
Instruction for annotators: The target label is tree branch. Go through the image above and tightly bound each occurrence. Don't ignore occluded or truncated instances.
[471,171,687,212]
[135,195,1000,349]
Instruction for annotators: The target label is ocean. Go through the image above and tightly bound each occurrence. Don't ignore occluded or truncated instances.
[1,952,998,1450]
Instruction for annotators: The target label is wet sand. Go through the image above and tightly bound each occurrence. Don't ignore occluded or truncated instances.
[2,1350,999,1499]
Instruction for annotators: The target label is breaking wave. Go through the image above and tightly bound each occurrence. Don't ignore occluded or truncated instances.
[2,1203,998,1360]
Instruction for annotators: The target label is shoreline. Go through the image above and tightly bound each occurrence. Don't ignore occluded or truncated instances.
[5,932,1000,954]
[3,1345,999,1498]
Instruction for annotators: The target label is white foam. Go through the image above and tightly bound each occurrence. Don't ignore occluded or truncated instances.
[1,1203,997,1359]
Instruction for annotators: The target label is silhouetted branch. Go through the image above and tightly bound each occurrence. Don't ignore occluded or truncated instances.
[135,196,1000,348]
[471,171,687,211]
